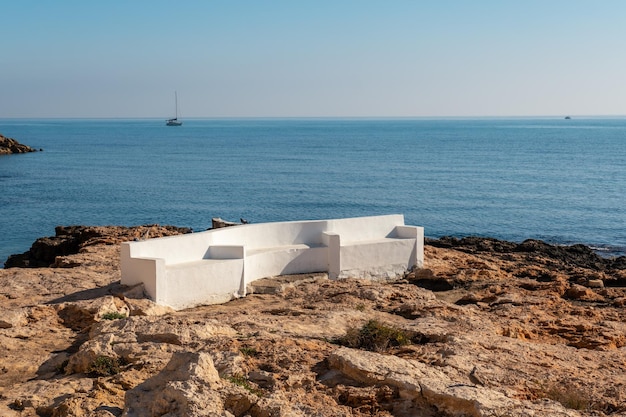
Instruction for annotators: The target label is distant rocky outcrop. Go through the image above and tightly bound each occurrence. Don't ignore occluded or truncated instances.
[0,133,39,155]
[427,236,626,271]
[4,225,191,268]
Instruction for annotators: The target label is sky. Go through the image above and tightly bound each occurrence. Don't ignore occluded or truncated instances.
[2,1,626,118]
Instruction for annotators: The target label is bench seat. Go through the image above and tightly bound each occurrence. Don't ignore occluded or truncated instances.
[166,257,242,270]
[246,242,324,256]
[339,237,418,278]
[246,243,328,282]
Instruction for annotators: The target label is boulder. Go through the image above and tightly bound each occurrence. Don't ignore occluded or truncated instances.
[587,279,604,288]
[56,296,129,331]
[122,352,226,417]
[565,284,603,301]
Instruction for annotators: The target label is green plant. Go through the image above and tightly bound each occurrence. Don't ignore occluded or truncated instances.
[88,356,121,376]
[226,374,263,396]
[240,346,259,357]
[101,311,127,320]
[340,319,412,352]
[355,303,366,312]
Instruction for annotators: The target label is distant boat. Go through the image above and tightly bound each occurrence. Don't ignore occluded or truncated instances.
[564,116,571,120]
[166,92,182,126]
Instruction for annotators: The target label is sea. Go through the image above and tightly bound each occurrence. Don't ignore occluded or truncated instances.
[1,117,625,266]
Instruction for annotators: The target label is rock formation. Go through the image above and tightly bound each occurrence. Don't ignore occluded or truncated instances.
[4,225,192,268]
[0,228,625,416]
[0,133,39,155]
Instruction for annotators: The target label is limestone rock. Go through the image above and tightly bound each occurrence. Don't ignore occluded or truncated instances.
[328,347,580,416]
[124,297,176,317]
[56,296,129,331]
[122,351,225,417]
[65,333,119,375]
[565,284,604,301]
[3,378,94,417]
[587,278,604,288]
[2,230,626,416]
[65,315,239,377]
[0,308,28,328]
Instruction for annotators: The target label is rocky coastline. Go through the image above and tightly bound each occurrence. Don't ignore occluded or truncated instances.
[4,225,192,268]
[1,225,625,416]
[0,133,40,155]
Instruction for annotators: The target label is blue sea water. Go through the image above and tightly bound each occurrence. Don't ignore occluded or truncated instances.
[1,117,625,265]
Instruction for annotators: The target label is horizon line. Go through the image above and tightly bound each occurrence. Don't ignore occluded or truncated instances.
[2,114,626,121]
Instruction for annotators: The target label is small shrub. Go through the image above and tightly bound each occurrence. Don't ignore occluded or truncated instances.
[543,384,591,411]
[340,319,412,352]
[101,312,127,320]
[240,346,259,357]
[355,303,366,312]
[226,374,263,396]
[88,356,121,376]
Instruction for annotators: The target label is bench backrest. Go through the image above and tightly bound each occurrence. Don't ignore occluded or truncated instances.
[124,214,407,265]
[326,214,405,242]
[205,219,328,249]
[124,231,212,265]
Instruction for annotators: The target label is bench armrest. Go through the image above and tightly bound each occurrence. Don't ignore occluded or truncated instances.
[395,225,421,239]
[393,225,424,268]
[120,256,166,303]
[322,231,341,279]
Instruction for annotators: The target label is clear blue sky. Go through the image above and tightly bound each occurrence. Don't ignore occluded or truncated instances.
[2,1,626,118]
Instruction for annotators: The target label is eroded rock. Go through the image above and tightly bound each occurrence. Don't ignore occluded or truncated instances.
[327,347,579,416]
[1,231,626,416]
[123,352,224,417]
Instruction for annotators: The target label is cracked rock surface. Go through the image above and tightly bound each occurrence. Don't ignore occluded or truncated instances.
[1,227,625,416]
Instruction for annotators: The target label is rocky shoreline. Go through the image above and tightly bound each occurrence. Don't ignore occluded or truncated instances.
[4,225,192,268]
[1,226,625,416]
[0,133,40,155]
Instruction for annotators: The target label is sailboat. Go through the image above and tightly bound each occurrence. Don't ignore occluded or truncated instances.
[166,92,182,126]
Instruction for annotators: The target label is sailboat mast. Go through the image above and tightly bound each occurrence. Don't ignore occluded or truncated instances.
[166,91,182,125]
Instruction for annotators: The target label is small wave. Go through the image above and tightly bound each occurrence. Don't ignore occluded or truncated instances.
[588,245,626,258]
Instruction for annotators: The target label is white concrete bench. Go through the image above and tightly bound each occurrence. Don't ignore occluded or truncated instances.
[121,214,423,310]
